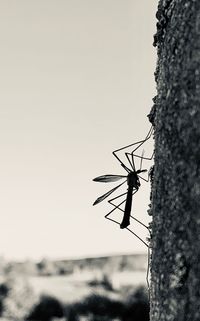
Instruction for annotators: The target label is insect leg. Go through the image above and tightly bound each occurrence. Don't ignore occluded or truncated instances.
[109,192,152,297]
[105,194,128,220]
[129,127,154,164]
[105,192,149,247]
[129,151,154,162]
[130,127,153,165]
[107,191,151,293]
[126,227,149,248]
[121,148,149,173]
[136,151,153,182]
[138,171,151,182]
[146,245,151,300]
[109,190,150,231]
[111,151,131,173]
[125,152,135,171]
[113,126,153,170]
[130,126,153,155]
[113,126,153,155]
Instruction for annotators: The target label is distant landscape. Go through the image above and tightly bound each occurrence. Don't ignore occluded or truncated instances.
[0,254,149,320]
[0,253,147,277]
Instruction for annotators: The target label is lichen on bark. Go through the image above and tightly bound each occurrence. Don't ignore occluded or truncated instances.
[149,0,200,320]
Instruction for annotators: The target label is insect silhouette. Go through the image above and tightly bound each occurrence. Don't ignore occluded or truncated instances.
[93,126,154,247]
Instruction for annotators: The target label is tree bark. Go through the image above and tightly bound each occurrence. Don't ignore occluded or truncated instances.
[149,0,200,320]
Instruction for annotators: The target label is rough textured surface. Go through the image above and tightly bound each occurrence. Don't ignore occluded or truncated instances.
[149,0,200,320]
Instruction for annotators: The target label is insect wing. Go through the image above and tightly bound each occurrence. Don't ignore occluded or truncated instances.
[93,174,126,183]
[93,181,126,205]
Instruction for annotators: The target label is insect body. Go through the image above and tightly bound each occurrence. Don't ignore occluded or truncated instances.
[93,126,154,245]
[120,169,146,229]
[93,167,147,230]
[93,126,154,294]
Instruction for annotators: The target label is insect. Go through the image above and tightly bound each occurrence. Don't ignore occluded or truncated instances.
[93,126,154,294]
[93,126,154,247]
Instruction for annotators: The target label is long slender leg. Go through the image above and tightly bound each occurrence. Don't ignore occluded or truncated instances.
[108,187,151,296]
[105,194,130,219]
[138,175,149,182]
[112,126,153,169]
[107,188,137,211]
[125,153,135,171]
[125,152,135,171]
[109,200,150,231]
[106,189,151,291]
[108,191,128,206]
[146,245,151,299]
[105,190,150,246]
[138,171,151,182]
[129,126,153,156]
[112,154,131,173]
[108,197,151,293]
[125,151,154,183]
[108,192,150,231]
[105,215,149,248]
[137,153,153,182]
[113,126,153,155]
[108,180,150,231]
[129,127,154,164]
[124,149,138,173]
[127,151,154,162]
[108,189,136,216]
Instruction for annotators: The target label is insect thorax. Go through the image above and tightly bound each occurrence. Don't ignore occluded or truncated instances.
[127,171,140,188]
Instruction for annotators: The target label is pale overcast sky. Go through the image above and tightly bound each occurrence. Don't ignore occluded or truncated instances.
[0,0,157,261]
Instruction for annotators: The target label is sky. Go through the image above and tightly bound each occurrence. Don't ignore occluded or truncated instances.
[0,0,157,261]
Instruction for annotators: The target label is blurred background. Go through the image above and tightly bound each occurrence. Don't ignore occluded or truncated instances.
[0,0,157,320]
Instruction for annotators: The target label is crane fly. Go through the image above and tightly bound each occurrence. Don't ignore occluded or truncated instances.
[93,168,147,229]
[93,126,154,247]
[93,126,154,294]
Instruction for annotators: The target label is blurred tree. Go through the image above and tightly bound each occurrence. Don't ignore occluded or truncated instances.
[27,295,64,321]
[0,276,36,320]
[149,0,200,320]
[0,283,9,315]
[123,286,149,321]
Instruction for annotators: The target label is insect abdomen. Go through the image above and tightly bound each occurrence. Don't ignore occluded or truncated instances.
[120,186,133,229]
